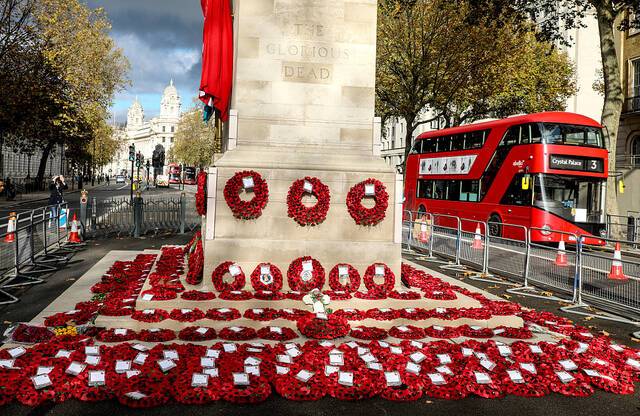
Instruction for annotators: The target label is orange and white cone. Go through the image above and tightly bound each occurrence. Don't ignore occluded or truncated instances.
[4,212,16,243]
[68,213,82,243]
[554,239,568,266]
[471,224,483,250]
[419,221,429,243]
[608,242,627,281]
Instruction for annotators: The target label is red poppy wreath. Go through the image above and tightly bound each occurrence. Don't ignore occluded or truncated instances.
[287,256,326,292]
[223,170,269,220]
[363,263,395,292]
[287,177,330,226]
[250,262,283,292]
[195,170,208,216]
[346,178,388,226]
[211,261,246,292]
[328,263,361,292]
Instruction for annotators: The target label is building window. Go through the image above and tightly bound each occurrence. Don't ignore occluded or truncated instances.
[170,138,174,143]
[632,136,640,166]
[162,138,165,143]
[162,126,166,132]
[171,126,175,132]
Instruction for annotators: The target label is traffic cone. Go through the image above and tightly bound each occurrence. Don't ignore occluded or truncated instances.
[68,213,82,243]
[608,242,627,281]
[471,224,483,249]
[4,212,16,243]
[554,239,568,266]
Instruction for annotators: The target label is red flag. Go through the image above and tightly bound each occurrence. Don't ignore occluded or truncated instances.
[199,0,233,121]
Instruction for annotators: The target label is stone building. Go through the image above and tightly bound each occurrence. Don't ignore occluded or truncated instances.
[108,80,182,175]
[615,19,640,216]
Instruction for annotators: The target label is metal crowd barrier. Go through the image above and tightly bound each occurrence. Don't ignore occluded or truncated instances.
[83,193,199,239]
[0,202,81,305]
[402,211,640,326]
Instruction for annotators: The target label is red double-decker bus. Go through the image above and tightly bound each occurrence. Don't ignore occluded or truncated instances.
[404,112,608,244]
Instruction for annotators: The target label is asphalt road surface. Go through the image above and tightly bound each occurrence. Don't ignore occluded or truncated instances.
[0,182,196,219]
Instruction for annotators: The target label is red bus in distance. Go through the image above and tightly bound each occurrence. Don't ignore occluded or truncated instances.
[168,163,182,184]
[403,112,608,244]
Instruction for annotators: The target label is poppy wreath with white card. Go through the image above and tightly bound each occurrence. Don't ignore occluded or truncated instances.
[328,264,361,292]
[250,262,283,291]
[286,177,331,226]
[362,263,395,293]
[211,261,246,292]
[223,170,269,220]
[287,256,326,292]
[346,178,388,226]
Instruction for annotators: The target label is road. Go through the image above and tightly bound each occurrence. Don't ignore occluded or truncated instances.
[0,182,196,219]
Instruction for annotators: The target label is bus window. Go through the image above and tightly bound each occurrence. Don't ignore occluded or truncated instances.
[433,180,446,199]
[500,126,521,147]
[540,123,604,147]
[436,136,451,152]
[451,134,465,151]
[422,139,438,154]
[501,174,532,206]
[416,179,433,198]
[465,130,486,149]
[411,140,422,154]
[529,124,542,143]
[460,181,480,201]
[447,180,460,200]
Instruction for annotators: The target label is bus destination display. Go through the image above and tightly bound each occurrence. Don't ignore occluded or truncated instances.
[548,155,603,173]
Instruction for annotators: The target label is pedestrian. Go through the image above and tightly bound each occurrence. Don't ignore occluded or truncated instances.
[106,174,110,186]
[48,175,68,218]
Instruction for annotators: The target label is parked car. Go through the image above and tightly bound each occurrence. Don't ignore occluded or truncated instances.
[156,174,169,188]
[115,175,126,184]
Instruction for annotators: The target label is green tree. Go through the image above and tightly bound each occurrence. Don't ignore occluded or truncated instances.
[169,108,220,168]
[376,0,576,172]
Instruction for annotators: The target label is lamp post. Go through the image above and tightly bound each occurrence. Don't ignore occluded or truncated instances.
[129,144,135,201]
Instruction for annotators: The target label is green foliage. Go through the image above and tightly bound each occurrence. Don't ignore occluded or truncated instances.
[0,0,129,179]
[169,107,220,168]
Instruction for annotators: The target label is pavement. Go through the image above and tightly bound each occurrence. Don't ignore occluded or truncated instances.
[0,235,639,415]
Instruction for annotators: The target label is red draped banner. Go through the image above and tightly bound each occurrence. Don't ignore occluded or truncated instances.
[199,0,233,122]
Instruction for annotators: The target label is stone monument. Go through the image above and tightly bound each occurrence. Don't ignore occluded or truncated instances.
[202,0,402,290]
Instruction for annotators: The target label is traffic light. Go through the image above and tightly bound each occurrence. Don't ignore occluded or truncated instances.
[136,152,142,168]
[128,145,135,161]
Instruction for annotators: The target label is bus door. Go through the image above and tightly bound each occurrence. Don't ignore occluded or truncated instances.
[499,173,533,228]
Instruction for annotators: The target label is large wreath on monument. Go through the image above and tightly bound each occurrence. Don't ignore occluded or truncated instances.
[287,176,330,226]
[346,178,389,226]
[250,262,283,291]
[223,170,269,219]
[287,256,325,292]
[362,263,395,292]
[195,170,208,216]
[328,263,361,292]
[211,261,246,291]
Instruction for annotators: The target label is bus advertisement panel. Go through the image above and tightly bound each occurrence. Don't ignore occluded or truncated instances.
[403,112,608,244]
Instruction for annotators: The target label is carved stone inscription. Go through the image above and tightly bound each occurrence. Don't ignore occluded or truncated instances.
[267,22,350,84]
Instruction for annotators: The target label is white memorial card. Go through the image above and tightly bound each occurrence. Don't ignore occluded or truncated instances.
[405,361,421,375]
[556,371,574,383]
[233,372,250,386]
[115,360,131,373]
[32,374,52,390]
[295,370,315,383]
[474,372,492,384]
[88,370,105,387]
[303,181,313,193]
[157,359,176,373]
[242,176,255,189]
[163,350,179,360]
[85,355,101,366]
[507,369,525,384]
[201,357,216,368]
[384,371,402,387]
[559,359,578,371]
[428,373,446,385]
[229,264,241,276]
[192,373,209,388]
[338,371,353,387]
[375,265,385,276]
[364,183,375,196]
[65,361,86,376]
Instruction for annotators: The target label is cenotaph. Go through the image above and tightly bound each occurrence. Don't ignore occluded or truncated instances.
[202,0,402,289]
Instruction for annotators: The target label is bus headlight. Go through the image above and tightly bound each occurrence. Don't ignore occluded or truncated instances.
[540,225,551,236]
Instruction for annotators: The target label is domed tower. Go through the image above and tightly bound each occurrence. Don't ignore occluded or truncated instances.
[127,97,144,131]
[160,79,181,118]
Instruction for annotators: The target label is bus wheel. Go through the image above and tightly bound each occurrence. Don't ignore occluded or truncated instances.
[488,214,502,238]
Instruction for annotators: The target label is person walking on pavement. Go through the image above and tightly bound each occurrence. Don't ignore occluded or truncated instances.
[106,174,110,187]
[49,175,68,220]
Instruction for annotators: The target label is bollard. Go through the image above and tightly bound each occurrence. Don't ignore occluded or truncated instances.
[180,193,186,234]
[79,189,88,235]
[133,194,143,238]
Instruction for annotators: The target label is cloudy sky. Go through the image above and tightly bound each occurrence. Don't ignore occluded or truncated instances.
[85,0,203,123]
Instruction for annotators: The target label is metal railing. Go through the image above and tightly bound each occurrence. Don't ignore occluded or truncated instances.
[0,203,81,305]
[82,193,200,238]
[403,210,640,325]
